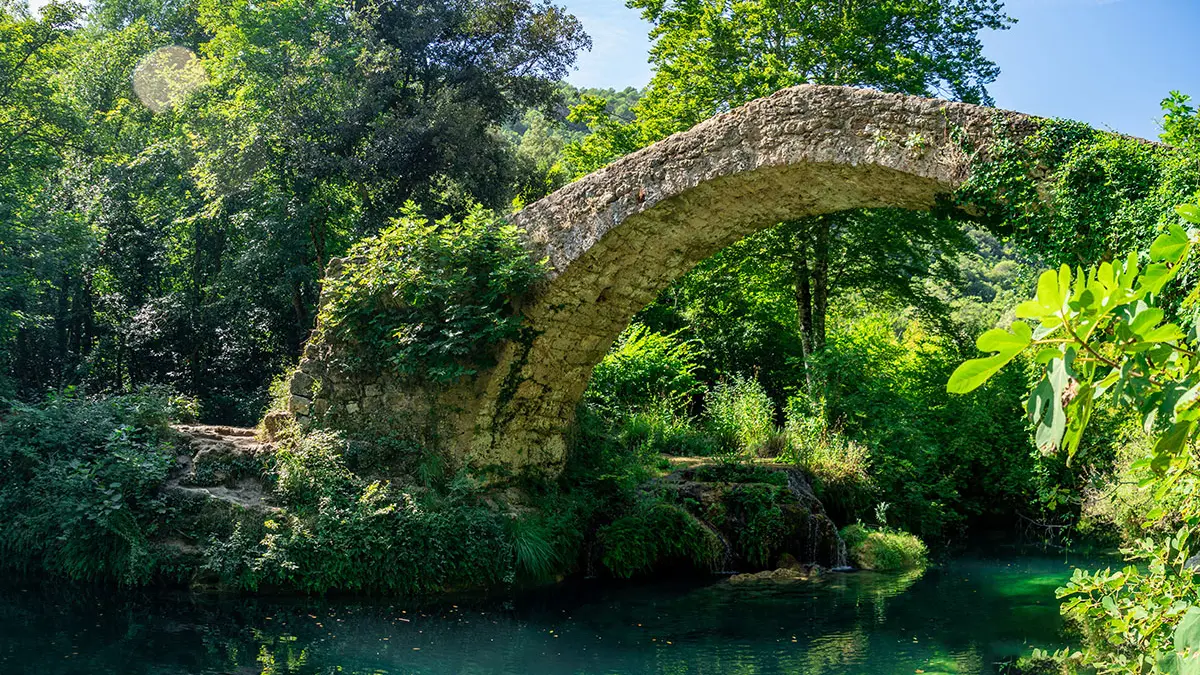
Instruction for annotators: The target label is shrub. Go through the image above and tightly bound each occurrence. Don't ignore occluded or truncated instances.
[220,429,520,595]
[818,304,1037,540]
[0,388,183,584]
[618,404,720,457]
[840,524,928,572]
[1077,420,1180,545]
[705,375,776,455]
[318,204,544,382]
[597,500,722,578]
[584,324,703,421]
[724,484,789,568]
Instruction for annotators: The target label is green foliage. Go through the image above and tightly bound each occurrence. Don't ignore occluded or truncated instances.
[821,304,1037,538]
[567,0,1012,174]
[617,406,722,458]
[705,375,776,456]
[0,0,591,421]
[0,388,183,584]
[840,524,928,572]
[724,484,790,568]
[318,206,544,382]
[597,499,722,578]
[949,200,1200,672]
[507,514,564,582]
[953,118,1199,271]
[1078,420,1177,544]
[584,324,703,420]
[214,429,520,594]
[782,396,876,519]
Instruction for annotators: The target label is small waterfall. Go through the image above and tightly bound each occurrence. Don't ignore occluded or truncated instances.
[785,468,852,571]
[833,530,850,570]
[784,469,822,513]
[697,517,736,574]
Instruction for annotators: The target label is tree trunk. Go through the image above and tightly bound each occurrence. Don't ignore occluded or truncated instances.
[790,216,832,395]
[810,215,830,353]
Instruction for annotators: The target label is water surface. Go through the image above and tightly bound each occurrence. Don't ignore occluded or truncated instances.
[0,555,1083,674]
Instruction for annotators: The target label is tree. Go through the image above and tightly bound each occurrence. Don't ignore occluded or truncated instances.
[0,1,89,396]
[570,0,1013,392]
[948,203,1200,673]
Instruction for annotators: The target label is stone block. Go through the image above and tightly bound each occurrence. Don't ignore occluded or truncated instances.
[288,395,311,416]
[290,371,315,396]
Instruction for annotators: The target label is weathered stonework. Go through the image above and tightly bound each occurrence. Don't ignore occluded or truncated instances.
[284,84,1045,471]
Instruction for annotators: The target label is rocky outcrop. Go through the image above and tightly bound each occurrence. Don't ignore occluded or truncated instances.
[650,464,847,573]
[166,425,274,512]
[279,84,1045,472]
[157,425,276,582]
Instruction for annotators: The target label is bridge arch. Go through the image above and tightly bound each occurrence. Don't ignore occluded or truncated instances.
[287,84,1039,470]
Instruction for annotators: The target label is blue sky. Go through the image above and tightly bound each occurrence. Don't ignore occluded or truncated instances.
[560,0,1200,140]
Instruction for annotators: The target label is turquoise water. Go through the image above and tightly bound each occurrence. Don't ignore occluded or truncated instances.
[0,556,1082,674]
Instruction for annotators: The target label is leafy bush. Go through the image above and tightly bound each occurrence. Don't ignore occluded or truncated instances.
[840,524,928,572]
[0,388,184,584]
[724,484,790,568]
[584,324,703,420]
[819,304,1037,539]
[946,202,1200,673]
[705,375,776,455]
[318,204,544,382]
[597,499,722,578]
[618,404,721,457]
[1078,420,1181,545]
[211,429,522,594]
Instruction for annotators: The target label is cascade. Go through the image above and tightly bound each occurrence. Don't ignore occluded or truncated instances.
[696,517,736,574]
[784,468,851,570]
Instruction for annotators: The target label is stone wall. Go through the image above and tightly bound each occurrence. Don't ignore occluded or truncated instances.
[281,84,1044,472]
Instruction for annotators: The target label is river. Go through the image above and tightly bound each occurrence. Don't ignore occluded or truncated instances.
[0,554,1085,674]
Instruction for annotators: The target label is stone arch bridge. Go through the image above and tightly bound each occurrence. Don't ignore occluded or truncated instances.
[285,85,1043,470]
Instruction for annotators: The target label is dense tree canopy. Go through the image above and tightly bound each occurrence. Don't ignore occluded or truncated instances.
[0,0,591,421]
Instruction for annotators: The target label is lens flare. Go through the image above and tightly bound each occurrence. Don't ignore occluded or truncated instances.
[132,46,207,112]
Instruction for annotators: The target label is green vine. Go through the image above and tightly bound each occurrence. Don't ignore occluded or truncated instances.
[952,117,1199,269]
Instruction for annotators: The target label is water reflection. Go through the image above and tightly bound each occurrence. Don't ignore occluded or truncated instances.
[0,556,1075,675]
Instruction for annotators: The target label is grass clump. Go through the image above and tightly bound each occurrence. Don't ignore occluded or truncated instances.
[840,523,928,572]
[705,375,775,455]
[597,500,723,578]
[783,394,876,521]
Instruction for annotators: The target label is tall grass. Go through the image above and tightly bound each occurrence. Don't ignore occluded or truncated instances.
[705,375,775,455]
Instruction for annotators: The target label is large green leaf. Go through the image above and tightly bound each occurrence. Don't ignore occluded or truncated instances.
[947,322,1032,394]
[1162,607,1200,675]
[1141,263,1178,297]
[1032,357,1070,453]
[1151,222,1191,265]
[1178,204,1200,225]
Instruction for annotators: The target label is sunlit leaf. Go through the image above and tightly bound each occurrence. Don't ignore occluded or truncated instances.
[947,322,1032,393]
[1036,269,1063,312]
[1150,222,1190,265]
[1176,203,1200,225]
